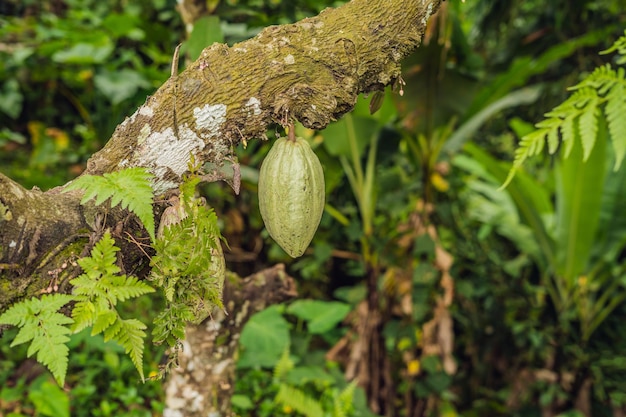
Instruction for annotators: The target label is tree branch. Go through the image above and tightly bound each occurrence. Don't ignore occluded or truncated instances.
[0,0,441,307]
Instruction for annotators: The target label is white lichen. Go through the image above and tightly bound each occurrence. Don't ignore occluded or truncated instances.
[139,105,154,118]
[120,105,152,128]
[138,124,151,144]
[134,125,205,193]
[284,54,295,64]
[244,97,262,116]
[193,104,227,137]
[422,3,434,25]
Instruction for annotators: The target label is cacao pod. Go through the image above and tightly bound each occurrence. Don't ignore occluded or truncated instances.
[258,137,325,257]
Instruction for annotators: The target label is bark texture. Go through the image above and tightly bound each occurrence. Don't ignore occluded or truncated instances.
[164,264,297,417]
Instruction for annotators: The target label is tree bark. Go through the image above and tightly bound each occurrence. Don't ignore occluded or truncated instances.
[164,264,297,417]
[0,0,441,309]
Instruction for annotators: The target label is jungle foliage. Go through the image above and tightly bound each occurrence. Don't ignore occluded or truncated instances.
[1,0,626,416]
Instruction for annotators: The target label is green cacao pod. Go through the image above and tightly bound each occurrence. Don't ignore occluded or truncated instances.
[258,137,325,258]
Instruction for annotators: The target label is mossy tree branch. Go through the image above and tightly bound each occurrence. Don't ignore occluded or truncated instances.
[0,0,442,309]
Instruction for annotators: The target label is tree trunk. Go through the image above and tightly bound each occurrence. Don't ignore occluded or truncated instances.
[164,264,297,416]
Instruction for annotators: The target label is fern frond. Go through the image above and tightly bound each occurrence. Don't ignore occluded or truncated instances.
[0,294,74,385]
[70,231,152,379]
[69,300,96,333]
[605,73,626,168]
[77,234,120,279]
[91,310,117,335]
[502,31,626,185]
[103,318,123,340]
[501,128,548,188]
[578,95,599,161]
[273,347,294,381]
[114,318,147,381]
[333,381,357,417]
[152,303,194,347]
[561,115,577,158]
[601,30,626,63]
[275,384,324,417]
[64,167,155,241]
[503,56,626,186]
[104,275,155,303]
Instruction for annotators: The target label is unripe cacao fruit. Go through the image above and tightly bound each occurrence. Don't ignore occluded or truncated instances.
[258,137,325,257]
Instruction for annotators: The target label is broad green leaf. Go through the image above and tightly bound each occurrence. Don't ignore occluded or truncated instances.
[187,16,224,61]
[94,69,151,105]
[554,117,607,282]
[594,148,626,261]
[0,79,23,119]
[284,366,335,386]
[237,306,289,368]
[463,143,554,268]
[444,86,543,155]
[231,395,254,410]
[52,41,114,64]
[102,13,144,40]
[28,380,70,417]
[322,114,376,158]
[287,300,350,334]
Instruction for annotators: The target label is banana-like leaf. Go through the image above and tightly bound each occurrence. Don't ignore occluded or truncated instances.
[554,118,607,282]
[443,86,543,155]
[463,142,554,268]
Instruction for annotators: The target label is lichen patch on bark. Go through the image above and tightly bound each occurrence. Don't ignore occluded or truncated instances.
[243,97,262,116]
[134,125,206,194]
[193,104,227,137]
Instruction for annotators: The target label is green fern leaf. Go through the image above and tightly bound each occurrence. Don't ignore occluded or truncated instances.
[70,275,105,298]
[91,310,118,335]
[70,231,152,379]
[70,300,96,333]
[64,167,155,241]
[333,381,357,417]
[103,319,123,341]
[115,318,147,381]
[504,32,626,185]
[605,71,626,168]
[561,115,577,158]
[104,275,155,303]
[152,303,195,347]
[601,30,626,63]
[0,294,75,385]
[547,126,559,154]
[76,232,120,279]
[275,384,324,417]
[149,175,225,350]
[273,347,294,381]
[501,128,548,188]
[578,94,599,161]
